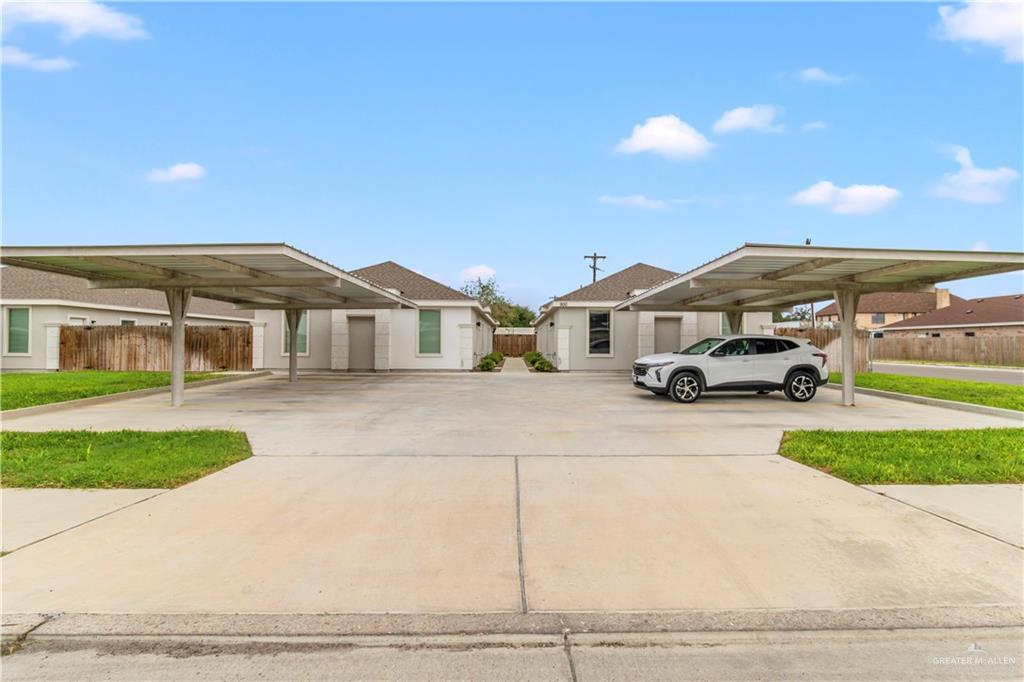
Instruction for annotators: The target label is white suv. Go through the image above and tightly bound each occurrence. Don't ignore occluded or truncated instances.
[632,335,829,403]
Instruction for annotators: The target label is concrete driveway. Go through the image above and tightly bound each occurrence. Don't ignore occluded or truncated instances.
[2,372,1021,623]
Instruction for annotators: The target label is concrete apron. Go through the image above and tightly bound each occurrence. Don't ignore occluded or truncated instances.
[2,455,1021,624]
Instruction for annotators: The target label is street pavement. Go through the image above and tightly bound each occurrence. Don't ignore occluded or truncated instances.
[872,361,1024,386]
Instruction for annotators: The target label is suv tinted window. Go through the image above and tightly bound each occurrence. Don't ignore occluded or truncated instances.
[780,339,800,351]
[712,338,753,356]
[754,339,779,354]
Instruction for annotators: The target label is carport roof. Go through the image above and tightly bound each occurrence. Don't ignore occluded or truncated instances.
[0,243,417,310]
[616,243,1024,312]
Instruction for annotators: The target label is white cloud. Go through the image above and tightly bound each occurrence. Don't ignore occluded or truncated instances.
[802,120,828,132]
[615,115,713,160]
[460,264,496,281]
[598,194,669,211]
[3,0,147,42]
[145,162,206,183]
[937,2,1023,63]
[933,145,1018,203]
[970,240,990,251]
[1,45,74,71]
[797,67,850,84]
[712,105,783,134]
[790,181,902,214]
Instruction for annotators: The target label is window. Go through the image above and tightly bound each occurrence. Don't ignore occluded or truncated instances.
[587,309,612,355]
[965,332,976,337]
[754,338,788,354]
[871,313,885,324]
[5,307,30,354]
[931,333,941,338]
[712,338,753,356]
[418,310,441,354]
[67,315,88,326]
[679,337,723,355]
[282,310,309,355]
[120,318,137,326]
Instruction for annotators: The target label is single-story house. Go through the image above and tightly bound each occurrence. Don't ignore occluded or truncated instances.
[879,293,1024,337]
[815,289,960,329]
[255,261,496,371]
[534,263,772,370]
[0,266,254,371]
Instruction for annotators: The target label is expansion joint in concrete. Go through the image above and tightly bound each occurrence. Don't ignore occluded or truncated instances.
[514,456,528,614]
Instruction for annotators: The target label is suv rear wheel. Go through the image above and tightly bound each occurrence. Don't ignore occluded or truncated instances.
[669,372,702,403]
[784,371,817,402]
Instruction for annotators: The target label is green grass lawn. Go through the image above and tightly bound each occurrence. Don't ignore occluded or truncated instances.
[875,359,1024,369]
[0,430,252,488]
[0,371,224,411]
[779,428,1024,484]
[829,371,1024,412]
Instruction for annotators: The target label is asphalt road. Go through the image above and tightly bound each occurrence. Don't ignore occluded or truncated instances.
[872,362,1024,386]
[5,628,1022,681]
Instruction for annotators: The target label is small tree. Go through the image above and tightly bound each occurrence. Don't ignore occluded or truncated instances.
[460,277,535,327]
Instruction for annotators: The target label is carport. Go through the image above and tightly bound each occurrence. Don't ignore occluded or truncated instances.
[617,244,1024,405]
[0,244,416,405]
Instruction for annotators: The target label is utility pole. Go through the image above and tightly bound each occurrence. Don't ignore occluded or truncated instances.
[584,252,606,283]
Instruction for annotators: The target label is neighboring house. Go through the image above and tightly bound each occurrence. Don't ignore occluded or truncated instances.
[534,263,772,370]
[0,266,254,371]
[254,261,496,371]
[879,294,1024,337]
[815,289,960,329]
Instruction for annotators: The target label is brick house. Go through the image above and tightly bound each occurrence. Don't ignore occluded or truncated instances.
[879,294,1024,337]
[815,289,960,329]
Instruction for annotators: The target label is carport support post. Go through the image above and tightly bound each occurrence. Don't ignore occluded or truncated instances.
[285,309,302,383]
[834,289,861,407]
[725,311,744,334]
[165,287,193,407]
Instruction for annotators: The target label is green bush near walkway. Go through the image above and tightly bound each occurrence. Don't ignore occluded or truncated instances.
[829,372,1024,412]
[0,430,252,488]
[0,371,224,411]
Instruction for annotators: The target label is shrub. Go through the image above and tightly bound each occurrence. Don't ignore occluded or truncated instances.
[477,357,497,372]
[523,351,542,366]
[533,358,555,372]
[485,351,503,364]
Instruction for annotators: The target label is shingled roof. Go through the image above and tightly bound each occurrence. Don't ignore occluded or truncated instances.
[0,266,254,319]
[350,261,473,301]
[553,263,679,302]
[816,291,964,317]
[882,294,1024,329]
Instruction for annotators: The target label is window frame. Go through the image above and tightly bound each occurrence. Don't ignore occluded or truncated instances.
[870,312,886,325]
[67,315,89,326]
[280,310,311,357]
[4,306,32,356]
[119,318,138,327]
[585,308,614,358]
[416,308,443,357]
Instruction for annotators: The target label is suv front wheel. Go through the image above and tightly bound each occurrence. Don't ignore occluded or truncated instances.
[784,371,817,402]
[669,372,702,404]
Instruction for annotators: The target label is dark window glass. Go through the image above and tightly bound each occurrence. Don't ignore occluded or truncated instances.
[871,313,886,324]
[965,332,976,337]
[680,337,723,355]
[588,310,611,355]
[712,338,753,356]
[754,339,779,354]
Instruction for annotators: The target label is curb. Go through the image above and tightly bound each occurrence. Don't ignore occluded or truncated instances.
[8,605,1023,639]
[1,371,273,419]
[823,383,1023,421]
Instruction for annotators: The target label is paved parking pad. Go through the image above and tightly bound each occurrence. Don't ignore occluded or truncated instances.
[3,372,1016,456]
[1,457,520,613]
[518,456,1023,612]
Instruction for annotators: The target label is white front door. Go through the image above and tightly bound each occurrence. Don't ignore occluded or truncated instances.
[704,338,755,387]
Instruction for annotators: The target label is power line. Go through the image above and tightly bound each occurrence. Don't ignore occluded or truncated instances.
[583,252,606,283]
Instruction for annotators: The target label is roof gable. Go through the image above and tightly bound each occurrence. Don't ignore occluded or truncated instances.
[815,291,965,317]
[882,294,1024,329]
[554,263,679,303]
[350,261,473,301]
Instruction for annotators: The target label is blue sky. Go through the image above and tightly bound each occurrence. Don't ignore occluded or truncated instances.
[3,1,1022,309]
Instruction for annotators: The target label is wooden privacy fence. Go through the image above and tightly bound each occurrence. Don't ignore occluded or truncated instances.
[775,327,869,374]
[60,325,253,372]
[872,336,1024,367]
[492,328,536,356]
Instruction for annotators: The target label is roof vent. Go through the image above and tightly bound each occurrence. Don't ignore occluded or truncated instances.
[629,288,649,297]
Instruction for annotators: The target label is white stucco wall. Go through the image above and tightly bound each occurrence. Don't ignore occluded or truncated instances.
[0,304,250,371]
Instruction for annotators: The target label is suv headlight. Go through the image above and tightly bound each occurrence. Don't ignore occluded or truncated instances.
[645,361,674,368]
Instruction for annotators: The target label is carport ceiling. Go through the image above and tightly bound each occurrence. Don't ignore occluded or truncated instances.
[617,243,1024,312]
[0,243,416,309]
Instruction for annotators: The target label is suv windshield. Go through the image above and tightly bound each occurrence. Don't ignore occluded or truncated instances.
[677,337,724,355]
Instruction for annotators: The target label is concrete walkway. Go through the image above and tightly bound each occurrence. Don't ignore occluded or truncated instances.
[865,484,1023,548]
[500,356,531,375]
[2,489,166,553]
